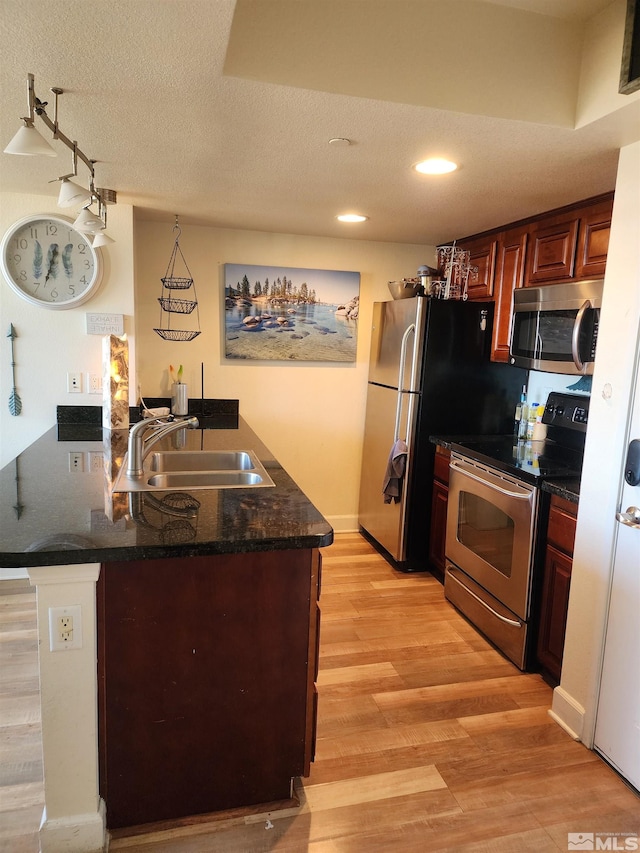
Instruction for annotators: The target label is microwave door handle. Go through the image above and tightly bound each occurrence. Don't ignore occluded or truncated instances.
[394,323,415,441]
[450,459,532,499]
[571,299,592,373]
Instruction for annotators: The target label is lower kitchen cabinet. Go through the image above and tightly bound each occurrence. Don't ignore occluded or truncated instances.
[428,446,451,581]
[536,494,578,683]
[97,548,321,829]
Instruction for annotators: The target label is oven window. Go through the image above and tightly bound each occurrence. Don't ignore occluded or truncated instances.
[457,490,514,577]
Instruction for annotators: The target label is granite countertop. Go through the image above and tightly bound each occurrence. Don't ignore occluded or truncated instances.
[0,415,333,568]
[430,434,581,502]
[541,478,580,504]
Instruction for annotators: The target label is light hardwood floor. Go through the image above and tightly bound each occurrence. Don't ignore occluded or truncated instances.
[1,535,638,852]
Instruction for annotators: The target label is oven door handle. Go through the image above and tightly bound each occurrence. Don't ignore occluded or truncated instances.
[571,298,592,373]
[450,459,533,499]
[447,569,523,628]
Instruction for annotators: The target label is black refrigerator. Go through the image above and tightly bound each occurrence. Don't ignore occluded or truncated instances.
[358,297,526,572]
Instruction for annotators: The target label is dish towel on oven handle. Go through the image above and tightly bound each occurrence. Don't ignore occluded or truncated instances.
[382,439,409,504]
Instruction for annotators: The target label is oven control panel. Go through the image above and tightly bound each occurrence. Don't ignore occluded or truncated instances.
[542,392,589,433]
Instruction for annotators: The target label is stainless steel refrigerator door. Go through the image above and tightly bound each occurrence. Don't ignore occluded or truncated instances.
[358,382,418,561]
[367,298,426,390]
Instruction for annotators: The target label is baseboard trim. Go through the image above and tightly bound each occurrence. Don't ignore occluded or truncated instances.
[323,514,359,533]
[39,799,106,852]
[549,685,585,741]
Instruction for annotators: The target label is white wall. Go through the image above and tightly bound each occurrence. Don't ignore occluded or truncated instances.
[576,0,640,128]
[0,193,136,466]
[551,140,640,742]
[135,220,432,530]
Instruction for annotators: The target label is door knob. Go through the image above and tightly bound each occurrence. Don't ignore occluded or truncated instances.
[615,506,640,529]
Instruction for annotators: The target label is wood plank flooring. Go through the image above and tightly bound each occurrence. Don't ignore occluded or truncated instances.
[1,536,638,852]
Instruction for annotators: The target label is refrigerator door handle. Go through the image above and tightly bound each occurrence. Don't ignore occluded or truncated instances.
[394,323,416,441]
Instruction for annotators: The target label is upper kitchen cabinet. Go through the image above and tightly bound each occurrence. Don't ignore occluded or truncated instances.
[525,193,613,286]
[455,234,497,300]
[492,225,528,362]
[573,195,614,280]
[443,191,614,363]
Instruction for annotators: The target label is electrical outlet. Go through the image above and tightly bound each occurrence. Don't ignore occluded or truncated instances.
[68,452,85,472]
[88,373,102,394]
[67,372,82,393]
[88,451,103,472]
[48,605,83,651]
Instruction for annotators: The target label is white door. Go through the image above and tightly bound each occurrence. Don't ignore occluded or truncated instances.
[593,354,640,791]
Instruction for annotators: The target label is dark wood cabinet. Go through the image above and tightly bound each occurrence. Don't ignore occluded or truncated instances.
[456,234,497,300]
[525,213,579,284]
[444,192,613,363]
[536,495,578,683]
[574,196,613,279]
[525,193,613,286]
[491,225,528,362]
[98,549,321,829]
[428,446,451,581]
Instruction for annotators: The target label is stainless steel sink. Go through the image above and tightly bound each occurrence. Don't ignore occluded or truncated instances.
[149,450,255,472]
[111,449,275,492]
[147,471,266,489]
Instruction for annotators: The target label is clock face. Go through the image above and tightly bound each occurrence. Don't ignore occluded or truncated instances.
[1,214,103,309]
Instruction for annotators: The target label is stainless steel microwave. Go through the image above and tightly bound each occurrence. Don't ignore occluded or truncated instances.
[509,280,603,375]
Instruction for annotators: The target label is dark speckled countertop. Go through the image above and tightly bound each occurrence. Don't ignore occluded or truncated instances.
[430,434,580,504]
[0,414,333,568]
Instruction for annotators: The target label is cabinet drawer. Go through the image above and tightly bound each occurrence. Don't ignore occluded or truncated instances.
[547,496,578,555]
[433,447,451,484]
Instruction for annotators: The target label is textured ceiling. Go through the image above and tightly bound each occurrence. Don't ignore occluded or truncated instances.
[0,0,637,246]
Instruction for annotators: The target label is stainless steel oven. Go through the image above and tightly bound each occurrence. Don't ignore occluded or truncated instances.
[444,453,539,669]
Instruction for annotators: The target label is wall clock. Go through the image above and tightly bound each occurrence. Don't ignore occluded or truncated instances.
[0,214,103,309]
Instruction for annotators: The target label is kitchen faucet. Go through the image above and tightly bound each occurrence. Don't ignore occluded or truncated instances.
[126,415,199,478]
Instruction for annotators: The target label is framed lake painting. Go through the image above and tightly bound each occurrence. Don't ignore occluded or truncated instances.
[224,263,360,362]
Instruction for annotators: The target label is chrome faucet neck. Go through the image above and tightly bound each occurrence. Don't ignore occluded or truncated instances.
[126,415,199,478]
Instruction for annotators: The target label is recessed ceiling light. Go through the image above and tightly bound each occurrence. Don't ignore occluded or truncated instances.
[414,158,458,175]
[329,137,352,147]
[336,213,368,223]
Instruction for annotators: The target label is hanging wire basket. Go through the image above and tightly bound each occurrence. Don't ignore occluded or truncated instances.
[154,217,201,341]
[161,275,193,290]
[153,328,201,341]
[158,297,198,314]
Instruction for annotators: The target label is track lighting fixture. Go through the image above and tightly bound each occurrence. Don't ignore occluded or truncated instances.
[3,73,116,245]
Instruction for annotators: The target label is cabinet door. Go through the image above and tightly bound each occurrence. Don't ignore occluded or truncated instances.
[491,226,528,362]
[536,544,573,682]
[526,215,579,284]
[457,235,497,299]
[574,197,613,279]
[428,479,449,581]
[98,550,317,828]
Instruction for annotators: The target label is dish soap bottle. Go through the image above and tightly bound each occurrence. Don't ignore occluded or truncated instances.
[517,387,529,440]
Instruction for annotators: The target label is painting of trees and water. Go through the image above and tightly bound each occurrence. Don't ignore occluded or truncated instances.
[224,264,359,362]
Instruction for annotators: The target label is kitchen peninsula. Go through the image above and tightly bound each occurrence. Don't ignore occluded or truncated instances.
[0,410,333,846]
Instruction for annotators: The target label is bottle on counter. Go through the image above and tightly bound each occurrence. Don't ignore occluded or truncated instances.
[517,387,529,440]
[526,402,539,440]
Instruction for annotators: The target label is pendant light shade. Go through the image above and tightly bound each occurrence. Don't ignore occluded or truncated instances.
[58,177,92,208]
[73,207,105,233]
[92,231,115,247]
[4,75,116,252]
[4,121,57,156]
